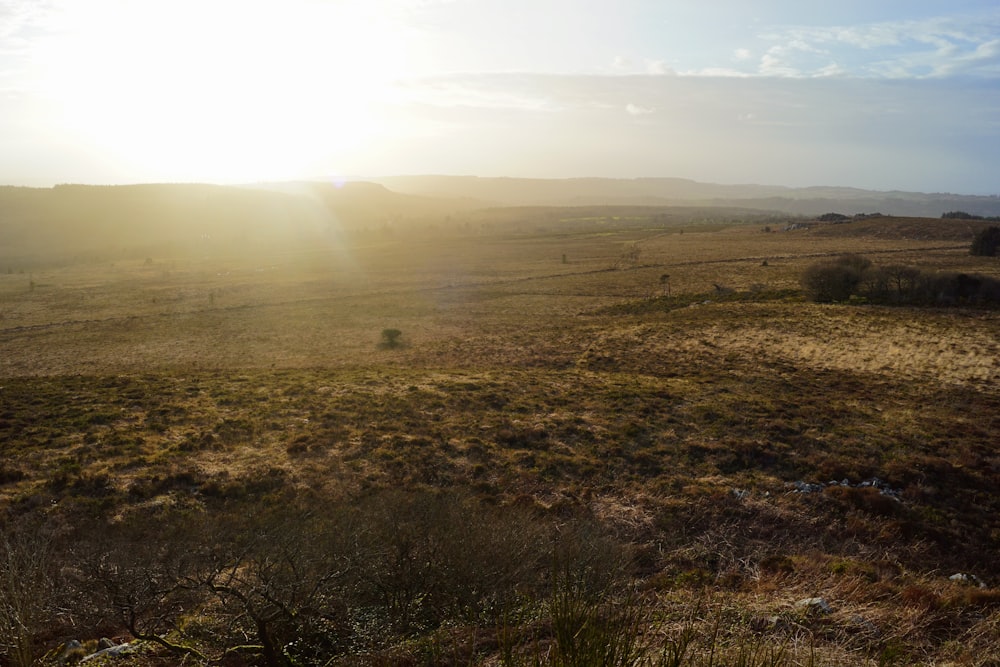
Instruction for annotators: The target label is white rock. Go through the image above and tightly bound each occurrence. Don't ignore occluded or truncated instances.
[949,573,986,588]
[796,597,832,614]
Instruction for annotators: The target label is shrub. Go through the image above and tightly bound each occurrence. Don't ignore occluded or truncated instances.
[970,226,1000,257]
[380,328,403,349]
[0,523,58,667]
[547,581,646,667]
[801,263,852,302]
[0,465,26,485]
[348,489,553,640]
[801,255,869,302]
[833,253,872,274]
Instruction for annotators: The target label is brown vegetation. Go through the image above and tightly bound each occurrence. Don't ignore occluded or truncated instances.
[1,207,998,665]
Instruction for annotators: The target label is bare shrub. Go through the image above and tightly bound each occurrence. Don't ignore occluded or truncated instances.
[82,516,210,662]
[0,522,57,667]
[348,489,553,643]
[193,504,355,666]
[801,260,863,302]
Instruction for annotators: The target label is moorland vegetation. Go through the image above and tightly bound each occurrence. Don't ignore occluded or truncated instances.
[1,191,998,666]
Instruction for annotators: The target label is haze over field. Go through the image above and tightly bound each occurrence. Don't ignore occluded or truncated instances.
[2,1,999,194]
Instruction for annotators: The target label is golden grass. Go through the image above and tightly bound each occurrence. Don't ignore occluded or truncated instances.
[633,303,1000,387]
[1,213,998,665]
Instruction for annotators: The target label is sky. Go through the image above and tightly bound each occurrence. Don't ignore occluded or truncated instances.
[1,0,999,194]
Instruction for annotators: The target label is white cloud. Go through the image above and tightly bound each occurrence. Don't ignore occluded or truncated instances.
[625,103,654,116]
[646,60,676,76]
[759,50,802,77]
[930,38,1000,76]
[814,62,847,77]
[757,13,1000,79]
[0,0,61,91]
[686,67,751,77]
[734,48,752,61]
[823,24,904,49]
[0,1,45,37]
[974,39,1000,58]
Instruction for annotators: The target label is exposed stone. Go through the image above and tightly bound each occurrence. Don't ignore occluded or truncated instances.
[81,642,137,663]
[796,597,832,614]
[789,477,902,499]
[850,614,879,635]
[949,573,986,588]
[792,480,824,493]
[750,615,788,632]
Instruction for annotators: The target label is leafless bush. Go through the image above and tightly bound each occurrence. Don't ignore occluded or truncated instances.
[0,521,57,667]
[348,489,554,643]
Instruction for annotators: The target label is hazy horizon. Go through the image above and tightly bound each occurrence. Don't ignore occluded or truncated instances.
[2,1,999,195]
[6,172,998,196]
[6,174,998,201]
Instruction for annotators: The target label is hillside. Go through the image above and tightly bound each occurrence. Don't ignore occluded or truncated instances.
[369,175,1000,217]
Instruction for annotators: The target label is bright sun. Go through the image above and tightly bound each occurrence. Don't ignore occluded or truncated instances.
[38,1,412,182]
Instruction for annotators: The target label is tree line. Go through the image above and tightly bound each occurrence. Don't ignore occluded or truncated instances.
[801,253,1000,306]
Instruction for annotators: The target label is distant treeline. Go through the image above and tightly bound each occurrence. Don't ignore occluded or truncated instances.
[942,210,1000,221]
[816,212,883,222]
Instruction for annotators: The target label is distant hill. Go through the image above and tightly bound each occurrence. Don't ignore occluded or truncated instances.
[368,175,1000,218]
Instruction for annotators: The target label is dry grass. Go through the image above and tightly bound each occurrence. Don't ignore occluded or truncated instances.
[1,212,998,665]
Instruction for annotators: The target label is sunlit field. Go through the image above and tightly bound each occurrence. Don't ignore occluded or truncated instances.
[1,212,999,666]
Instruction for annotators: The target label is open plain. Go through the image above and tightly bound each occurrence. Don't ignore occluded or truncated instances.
[1,207,999,666]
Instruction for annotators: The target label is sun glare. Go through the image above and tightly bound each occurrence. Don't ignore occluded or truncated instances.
[37,1,413,182]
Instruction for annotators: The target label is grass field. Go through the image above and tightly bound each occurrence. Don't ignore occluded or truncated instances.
[1,212,998,666]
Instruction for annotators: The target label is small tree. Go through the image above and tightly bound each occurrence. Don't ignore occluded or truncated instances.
[659,274,671,297]
[970,226,1000,257]
[380,328,403,349]
[883,264,922,299]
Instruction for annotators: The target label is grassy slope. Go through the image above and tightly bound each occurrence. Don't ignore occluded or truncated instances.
[1,214,998,665]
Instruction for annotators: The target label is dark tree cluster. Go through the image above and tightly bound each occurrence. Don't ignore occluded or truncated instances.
[942,211,1000,222]
[970,226,1000,257]
[801,254,1000,307]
